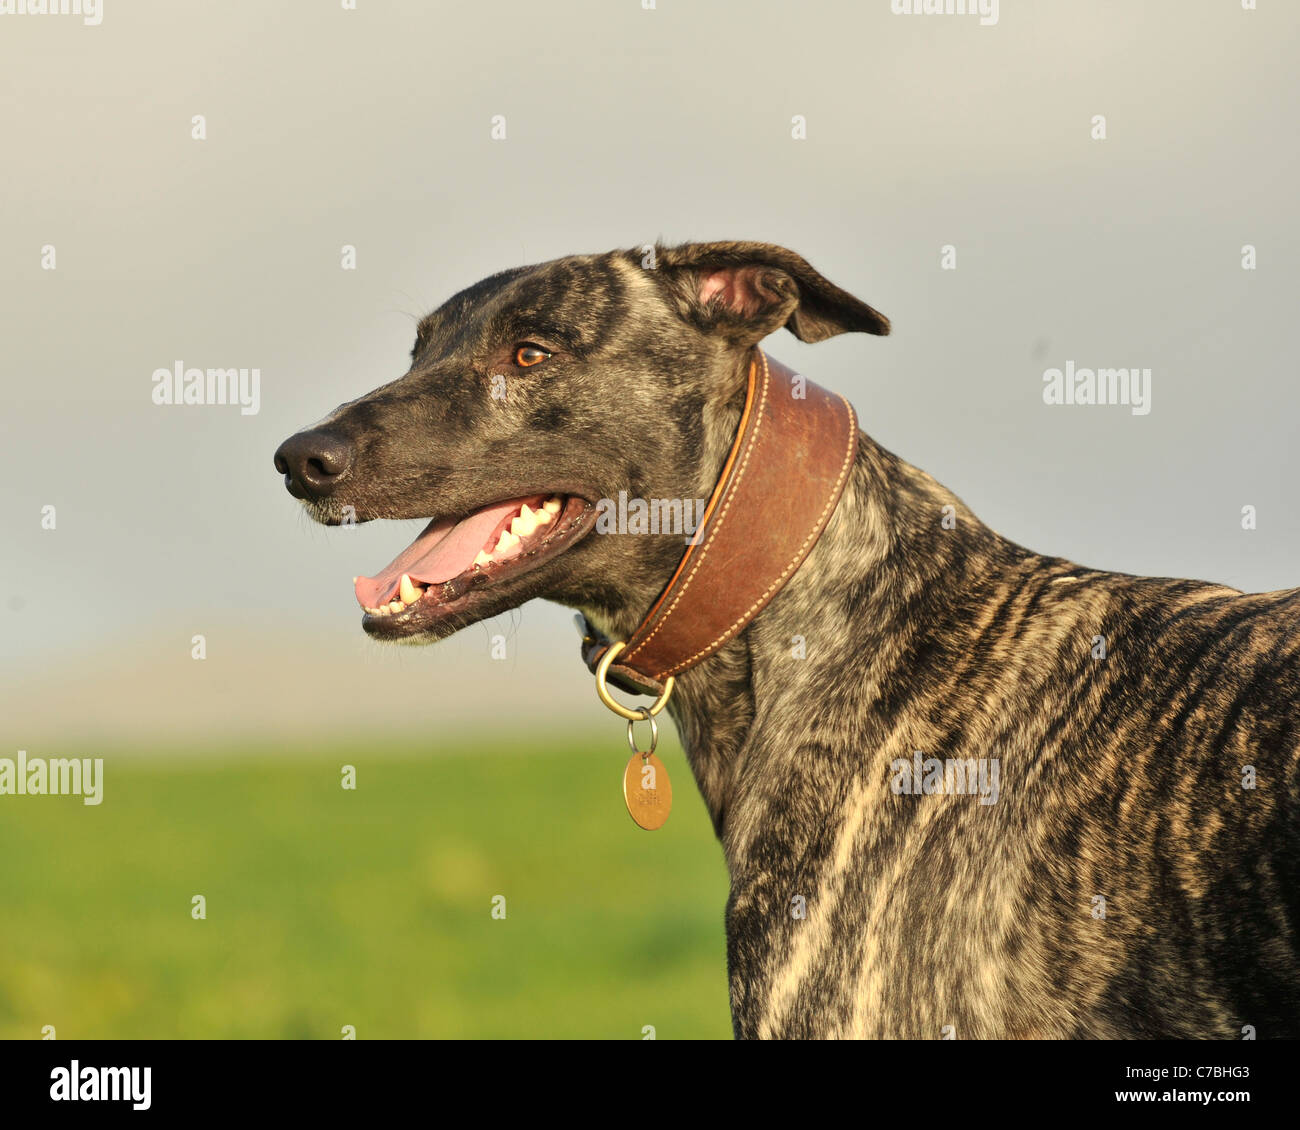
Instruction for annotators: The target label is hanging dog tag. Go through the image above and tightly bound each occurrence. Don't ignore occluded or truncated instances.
[623,752,672,830]
[622,708,671,830]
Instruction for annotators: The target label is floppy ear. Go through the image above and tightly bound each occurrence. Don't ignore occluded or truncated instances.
[654,240,890,345]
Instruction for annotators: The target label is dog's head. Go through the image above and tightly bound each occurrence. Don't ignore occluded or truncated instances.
[273,241,888,643]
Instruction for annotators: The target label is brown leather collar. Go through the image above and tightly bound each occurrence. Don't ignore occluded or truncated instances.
[578,348,858,707]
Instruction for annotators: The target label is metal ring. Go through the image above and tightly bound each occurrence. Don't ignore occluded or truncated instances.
[626,708,658,755]
[594,641,676,722]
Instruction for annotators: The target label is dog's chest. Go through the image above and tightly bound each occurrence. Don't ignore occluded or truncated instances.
[703,685,1082,1040]
[723,797,1041,1039]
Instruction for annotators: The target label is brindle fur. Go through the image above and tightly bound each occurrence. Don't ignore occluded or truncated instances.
[275,242,1300,1039]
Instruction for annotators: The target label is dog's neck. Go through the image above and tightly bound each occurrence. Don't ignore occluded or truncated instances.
[573,350,1018,845]
[644,431,1018,843]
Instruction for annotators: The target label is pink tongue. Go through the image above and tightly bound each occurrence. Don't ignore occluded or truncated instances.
[353,499,523,608]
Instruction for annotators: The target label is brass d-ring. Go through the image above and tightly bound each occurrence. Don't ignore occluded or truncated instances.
[594,641,675,722]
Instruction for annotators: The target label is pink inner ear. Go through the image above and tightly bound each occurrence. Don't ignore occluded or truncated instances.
[699,267,762,317]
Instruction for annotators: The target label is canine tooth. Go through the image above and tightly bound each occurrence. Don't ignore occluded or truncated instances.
[474,550,491,567]
[388,600,404,613]
[496,529,520,553]
[512,506,539,537]
[399,574,420,604]
[543,498,562,515]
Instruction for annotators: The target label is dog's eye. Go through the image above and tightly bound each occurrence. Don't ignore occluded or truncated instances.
[514,344,552,368]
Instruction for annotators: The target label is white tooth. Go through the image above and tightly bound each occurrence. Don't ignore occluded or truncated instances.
[534,506,553,525]
[543,498,562,515]
[511,507,538,537]
[496,529,520,553]
[474,550,491,567]
[388,600,404,613]
[399,574,420,604]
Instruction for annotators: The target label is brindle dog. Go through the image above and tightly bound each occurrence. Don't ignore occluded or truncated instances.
[274,241,1300,1039]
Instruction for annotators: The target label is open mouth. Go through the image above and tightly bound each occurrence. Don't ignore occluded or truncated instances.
[353,494,593,635]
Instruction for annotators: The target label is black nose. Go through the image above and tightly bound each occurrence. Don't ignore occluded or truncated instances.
[273,429,354,499]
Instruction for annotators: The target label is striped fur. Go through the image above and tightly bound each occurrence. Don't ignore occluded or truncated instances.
[660,436,1300,1038]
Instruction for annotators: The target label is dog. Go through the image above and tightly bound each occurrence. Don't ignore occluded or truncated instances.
[274,241,1300,1039]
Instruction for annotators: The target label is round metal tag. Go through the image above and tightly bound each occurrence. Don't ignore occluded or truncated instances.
[622,752,672,830]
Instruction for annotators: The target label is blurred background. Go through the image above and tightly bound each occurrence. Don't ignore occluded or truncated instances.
[0,0,1296,1037]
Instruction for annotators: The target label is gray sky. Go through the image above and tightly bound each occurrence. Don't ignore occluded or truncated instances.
[2,0,1297,749]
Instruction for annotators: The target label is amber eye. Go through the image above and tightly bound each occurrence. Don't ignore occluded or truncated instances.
[514,343,551,368]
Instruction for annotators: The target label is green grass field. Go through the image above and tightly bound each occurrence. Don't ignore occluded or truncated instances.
[0,744,732,1039]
